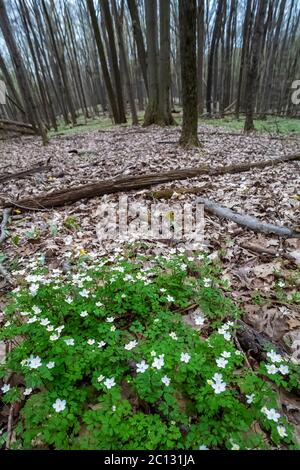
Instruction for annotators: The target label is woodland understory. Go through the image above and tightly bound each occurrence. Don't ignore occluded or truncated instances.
[0,122,300,449]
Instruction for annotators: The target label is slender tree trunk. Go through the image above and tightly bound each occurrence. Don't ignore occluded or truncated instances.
[206,0,225,116]
[197,0,205,114]
[127,0,149,95]
[112,0,138,125]
[102,0,127,123]
[179,0,200,147]
[0,0,47,143]
[86,0,121,124]
[143,0,159,126]
[158,0,175,125]
[244,0,268,132]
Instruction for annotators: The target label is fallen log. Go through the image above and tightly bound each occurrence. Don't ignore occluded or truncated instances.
[236,319,288,362]
[0,164,52,183]
[144,185,211,200]
[240,242,299,264]
[2,153,300,211]
[0,118,35,136]
[197,197,300,238]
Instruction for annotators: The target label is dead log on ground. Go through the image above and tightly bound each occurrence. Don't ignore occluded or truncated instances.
[2,153,300,211]
[197,197,300,238]
[236,319,288,362]
[144,185,210,200]
[0,118,35,136]
[0,164,52,183]
[240,242,299,264]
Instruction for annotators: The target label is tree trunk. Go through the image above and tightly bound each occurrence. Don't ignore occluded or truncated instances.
[0,0,47,143]
[86,0,121,124]
[143,0,160,126]
[179,0,200,147]
[127,0,149,95]
[102,0,127,123]
[157,0,175,125]
[244,0,268,132]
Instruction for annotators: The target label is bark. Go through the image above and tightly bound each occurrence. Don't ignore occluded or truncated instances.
[0,0,47,143]
[197,0,205,114]
[0,164,51,183]
[127,0,148,95]
[102,0,127,123]
[179,0,200,147]
[111,0,138,125]
[235,0,253,119]
[143,0,159,126]
[41,0,77,126]
[196,197,300,238]
[157,0,175,125]
[4,153,300,211]
[206,0,225,116]
[244,0,268,132]
[86,0,121,124]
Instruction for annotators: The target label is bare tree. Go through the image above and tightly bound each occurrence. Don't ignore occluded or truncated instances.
[179,0,200,147]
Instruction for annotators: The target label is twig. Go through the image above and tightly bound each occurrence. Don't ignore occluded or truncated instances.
[5,403,14,450]
[234,333,254,371]
[240,242,299,264]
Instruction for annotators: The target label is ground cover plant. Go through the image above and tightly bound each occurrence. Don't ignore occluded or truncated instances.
[1,249,299,450]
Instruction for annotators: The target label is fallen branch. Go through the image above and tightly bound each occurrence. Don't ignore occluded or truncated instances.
[0,118,35,136]
[3,153,300,211]
[145,185,210,200]
[236,320,288,362]
[0,208,12,282]
[197,197,300,238]
[240,242,299,264]
[0,164,51,183]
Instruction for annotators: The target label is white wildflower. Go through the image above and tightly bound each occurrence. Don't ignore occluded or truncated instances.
[106,317,115,323]
[169,332,178,340]
[267,350,282,363]
[64,338,75,346]
[221,351,231,358]
[125,340,138,351]
[104,377,116,389]
[161,375,170,386]
[136,360,149,373]
[246,394,255,404]
[52,399,66,413]
[262,408,281,422]
[29,284,39,296]
[279,365,289,375]
[1,384,10,393]
[266,364,278,375]
[180,352,191,364]
[27,356,42,369]
[212,381,226,394]
[79,289,90,298]
[152,354,165,370]
[50,334,60,341]
[216,357,228,369]
[277,425,287,438]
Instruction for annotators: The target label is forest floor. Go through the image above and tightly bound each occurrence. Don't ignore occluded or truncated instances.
[1,121,300,448]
